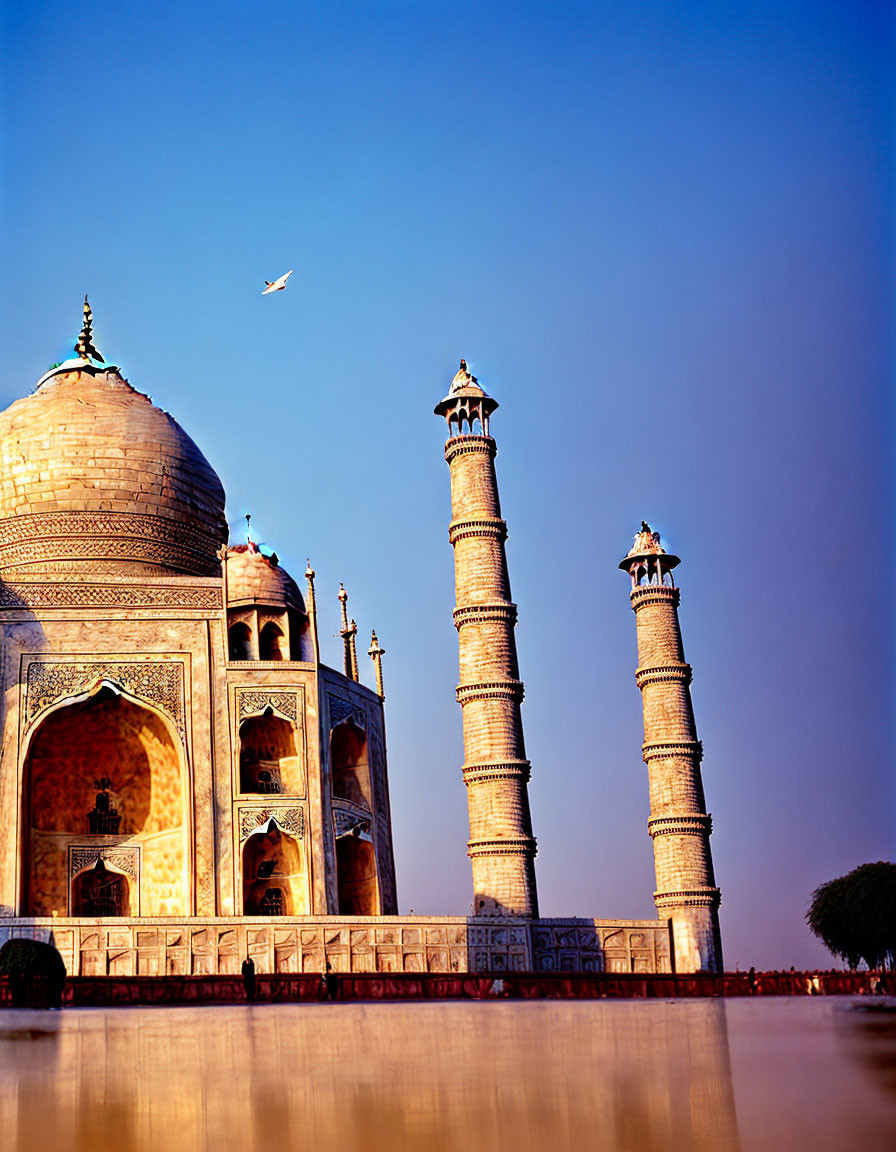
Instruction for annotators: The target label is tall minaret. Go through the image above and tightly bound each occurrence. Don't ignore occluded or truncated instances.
[435,361,538,917]
[620,523,722,972]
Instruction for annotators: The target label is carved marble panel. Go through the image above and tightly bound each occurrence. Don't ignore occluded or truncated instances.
[333,808,373,842]
[237,806,305,843]
[69,844,140,882]
[25,660,186,742]
[327,694,365,728]
[237,689,302,725]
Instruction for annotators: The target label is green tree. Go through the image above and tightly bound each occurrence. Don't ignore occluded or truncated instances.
[807,862,896,970]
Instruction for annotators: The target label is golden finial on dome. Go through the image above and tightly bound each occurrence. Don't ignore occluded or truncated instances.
[74,295,104,364]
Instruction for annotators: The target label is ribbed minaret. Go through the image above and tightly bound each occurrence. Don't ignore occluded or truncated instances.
[436,361,538,917]
[620,523,722,972]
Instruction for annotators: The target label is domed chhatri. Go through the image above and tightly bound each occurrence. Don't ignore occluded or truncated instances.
[224,543,313,663]
[225,544,305,613]
[0,348,227,577]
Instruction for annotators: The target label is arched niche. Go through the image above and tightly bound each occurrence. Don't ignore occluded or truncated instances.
[259,621,288,661]
[229,621,253,661]
[330,720,372,810]
[336,835,379,915]
[71,857,131,917]
[22,686,187,916]
[242,820,305,915]
[239,708,302,795]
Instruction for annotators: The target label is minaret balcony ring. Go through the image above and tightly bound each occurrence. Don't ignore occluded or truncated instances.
[641,739,703,763]
[647,814,713,838]
[654,887,721,910]
[444,436,496,464]
[635,663,692,689]
[630,585,681,611]
[455,679,525,705]
[467,836,537,858]
[453,603,518,629]
[448,518,508,546]
[462,760,531,783]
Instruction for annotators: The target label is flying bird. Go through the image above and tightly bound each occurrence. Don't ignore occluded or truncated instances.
[262,270,293,295]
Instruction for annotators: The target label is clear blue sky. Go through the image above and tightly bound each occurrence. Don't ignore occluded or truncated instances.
[2,1,892,968]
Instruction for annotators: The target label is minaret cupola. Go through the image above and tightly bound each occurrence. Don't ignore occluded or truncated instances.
[620,522,681,587]
[434,360,498,436]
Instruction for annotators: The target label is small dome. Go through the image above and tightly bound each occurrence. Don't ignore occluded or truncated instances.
[0,366,227,577]
[225,545,305,612]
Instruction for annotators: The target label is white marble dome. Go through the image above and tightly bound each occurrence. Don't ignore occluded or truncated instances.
[0,365,227,577]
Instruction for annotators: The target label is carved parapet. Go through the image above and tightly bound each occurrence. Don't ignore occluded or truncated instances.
[642,738,703,763]
[635,662,692,689]
[630,584,681,613]
[654,887,721,910]
[455,679,525,705]
[647,814,713,838]
[462,760,531,783]
[453,602,518,629]
[448,517,508,546]
[468,836,537,858]
[444,435,496,465]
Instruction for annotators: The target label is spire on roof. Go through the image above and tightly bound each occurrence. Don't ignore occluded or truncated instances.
[74,296,104,364]
[368,629,385,699]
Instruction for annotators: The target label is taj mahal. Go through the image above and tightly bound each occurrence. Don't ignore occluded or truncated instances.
[0,302,722,977]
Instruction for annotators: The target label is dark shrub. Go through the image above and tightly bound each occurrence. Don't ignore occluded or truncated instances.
[0,938,67,1008]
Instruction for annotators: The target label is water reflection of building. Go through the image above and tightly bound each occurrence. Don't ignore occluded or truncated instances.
[0,309,723,973]
[0,1003,741,1152]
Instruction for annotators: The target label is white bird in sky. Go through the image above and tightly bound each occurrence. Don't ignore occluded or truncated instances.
[262,270,293,295]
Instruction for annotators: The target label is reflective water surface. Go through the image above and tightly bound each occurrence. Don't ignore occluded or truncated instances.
[0,998,894,1152]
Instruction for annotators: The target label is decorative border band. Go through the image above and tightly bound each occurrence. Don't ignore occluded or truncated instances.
[0,511,223,577]
[0,582,222,610]
[456,680,524,705]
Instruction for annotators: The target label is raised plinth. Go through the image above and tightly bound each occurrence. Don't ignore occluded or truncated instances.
[0,915,673,975]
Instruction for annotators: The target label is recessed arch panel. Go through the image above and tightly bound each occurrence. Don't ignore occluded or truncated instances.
[22,688,187,916]
[242,821,306,915]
